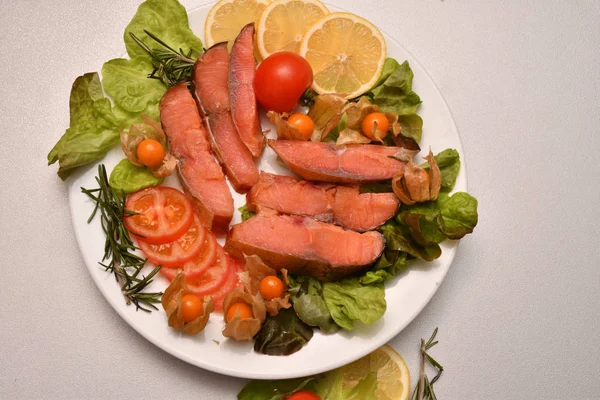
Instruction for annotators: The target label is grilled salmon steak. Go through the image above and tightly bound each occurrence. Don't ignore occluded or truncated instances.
[247,172,399,232]
[160,83,234,232]
[229,23,264,157]
[268,140,406,183]
[224,213,385,280]
[193,43,259,193]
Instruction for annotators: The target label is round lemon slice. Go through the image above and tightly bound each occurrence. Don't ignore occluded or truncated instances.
[204,0,272,51]
[341,345,411,400]
[299,12,386,99]
[256,0,329,59]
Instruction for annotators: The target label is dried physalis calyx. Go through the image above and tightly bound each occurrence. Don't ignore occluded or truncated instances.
[392,149,441,205]
[241,255,291,316]
[222,290,266,341]
[120,113,176,178]
[161,271,214,334]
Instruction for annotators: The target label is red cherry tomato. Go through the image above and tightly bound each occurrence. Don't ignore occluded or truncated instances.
[137,139,165,167]
[254,52,313,113]
[259,275,285,300]
[287,113,314,140]
[137,213,206,267]
[180,294,203,322]
[361,112,389,141]
[124,186,194,245]
[287,390,321,400]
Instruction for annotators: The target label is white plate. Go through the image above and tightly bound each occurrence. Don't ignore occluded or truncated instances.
[68,3,466,380]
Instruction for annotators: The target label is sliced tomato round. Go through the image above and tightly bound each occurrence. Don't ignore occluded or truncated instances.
[185,246,230,296]
[159,233,218,280]
[137,213,206,267]
[124,186,194,245]
[211,256,242,312]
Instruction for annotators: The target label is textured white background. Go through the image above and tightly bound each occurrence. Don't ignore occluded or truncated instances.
[1,0,599,399]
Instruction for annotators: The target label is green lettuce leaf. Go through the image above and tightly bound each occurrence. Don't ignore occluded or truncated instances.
[124,0,203,59]
[102,57,166,113]
[238,204,255,221]
[322,279,386,331]
[289,277,339,333]
[370,60,422,114]
[380,219,442,261]
[422,148,461,191]
[109,158,162,194]
[314,368,378,400]
[396,113,423,143]
[253,308,314,356]
[367,59,423,142]
[237,377,318,400]
[360,251,409,285]
[397,201,446,246]
[112,103,160,127]
[437,192,479,239]
[48,73,123,180]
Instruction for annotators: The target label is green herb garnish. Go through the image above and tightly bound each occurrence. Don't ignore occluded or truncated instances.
[412,328,444,400]
[81,164,162,312]
[129,30,200,87]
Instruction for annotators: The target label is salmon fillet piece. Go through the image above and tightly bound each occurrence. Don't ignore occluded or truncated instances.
[160,83,234,232]
[247,172,399,231]
[229,23,264,157]
[192,43,259,193]
[224,213,384,280]
[268,139,406,183]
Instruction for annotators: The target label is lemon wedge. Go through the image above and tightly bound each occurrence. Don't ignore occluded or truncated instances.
[256,0,329,59]
[204,0,272,52]
[299,12,386,99]
[341,345,411,400]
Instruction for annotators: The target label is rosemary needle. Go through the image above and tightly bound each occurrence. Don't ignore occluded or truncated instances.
[129,30,200,87]
[81,164,162,312]
[411,327,444,400]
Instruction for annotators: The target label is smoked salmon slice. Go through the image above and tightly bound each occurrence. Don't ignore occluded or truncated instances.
[268,139,406,183]
[247,172,399,231]
[229,23,264,157]
[192,43,259,193]
[224,213,384,281]
[160,83,234,233]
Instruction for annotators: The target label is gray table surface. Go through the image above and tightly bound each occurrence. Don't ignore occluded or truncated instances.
[1,0,599,398]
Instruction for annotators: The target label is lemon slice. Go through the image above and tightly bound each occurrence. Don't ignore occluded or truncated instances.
[256,0,329,59]
[204,0,272,51]
[341,345,411,400]
[299,12,386,99]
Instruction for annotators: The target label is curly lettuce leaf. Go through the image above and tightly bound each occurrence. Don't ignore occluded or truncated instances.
[48,73,123,180]
[102,57,166,113]
[315,369,378,400]
[422,148,461,191]
[437,191,479,239]
[237,377,318,400]
[322,279,386,331]
[380,219,442,261]
[124,0,203,59]
[289,277,339,333]
[109,158,163,194]
[253,308,314,356]
[238,204,255,221]
[366,59,423,142]
[360,251,409,285]
[238,369,378,400]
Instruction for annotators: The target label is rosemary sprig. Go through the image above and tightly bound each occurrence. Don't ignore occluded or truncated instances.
[129,30,200,87]
[81,164,162,312]
[411,327,444,400]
